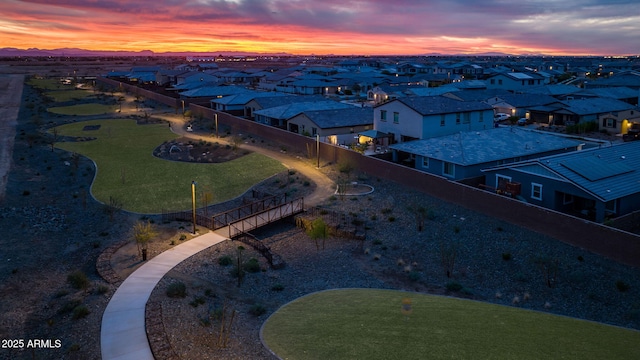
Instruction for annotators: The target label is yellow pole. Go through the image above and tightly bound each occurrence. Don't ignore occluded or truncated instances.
[191,181,196,234]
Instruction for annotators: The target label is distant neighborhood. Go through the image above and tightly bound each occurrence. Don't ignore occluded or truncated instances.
[100,55,640,224]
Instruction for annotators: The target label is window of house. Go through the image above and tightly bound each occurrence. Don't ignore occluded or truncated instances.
[603,118,616,128]
[440,114,445,126]
[312,127,317,136]
[456,113,461,125]
[479,112,484,122]
[490,79,495,84]
[498,79,503,85]
[380,110,387,121]
[605,199,617,214]
[531,183,543,200]
[443,162,455,177]
[393,112,399,124]
[496,174,511,189]
[563,193,574,205]
[422,157,429,168]
[463,112,470,124]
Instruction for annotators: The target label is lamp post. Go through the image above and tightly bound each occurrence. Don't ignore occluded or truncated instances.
[316,134,320,169]
[191,180,197,234]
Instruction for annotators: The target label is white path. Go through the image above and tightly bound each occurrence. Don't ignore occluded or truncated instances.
[100,231,228,360]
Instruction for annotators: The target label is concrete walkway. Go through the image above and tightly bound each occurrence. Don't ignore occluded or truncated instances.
[100,230,228,360]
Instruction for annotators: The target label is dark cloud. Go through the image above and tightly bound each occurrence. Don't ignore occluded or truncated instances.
[4,0,638,54]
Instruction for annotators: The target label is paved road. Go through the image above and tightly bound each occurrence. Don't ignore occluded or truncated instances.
[0,74,24,202]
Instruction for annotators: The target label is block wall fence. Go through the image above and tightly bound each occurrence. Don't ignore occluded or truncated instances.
[97,77,640,267]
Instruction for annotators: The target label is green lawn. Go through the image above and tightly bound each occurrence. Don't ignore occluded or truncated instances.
[45,89,96,102]
[27,77,74,90]
[262,289,640,360]
[54,119,286,213]
[48,103,118,116]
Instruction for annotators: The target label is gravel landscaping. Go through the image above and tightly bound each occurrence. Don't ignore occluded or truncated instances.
[1,75,640,360]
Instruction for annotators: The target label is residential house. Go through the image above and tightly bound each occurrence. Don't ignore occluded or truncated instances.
[244,95,325,120]
[485,93,559,119]
[178,85,251,105]
[483,141,640,222]
[253,100,352,129]
[389,127,583,181]
[528,97,638,126]
[598,108,640,135]
[287,107,374,145]
[373,95,495,144]
[210,91,285,115]
[485,72,546,92]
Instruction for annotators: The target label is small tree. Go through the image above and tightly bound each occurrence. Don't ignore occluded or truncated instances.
[440,241,458,278]
[235,246,245,287]
[307,217,329,250]
[133,220,157,261]
[103,196,123,222]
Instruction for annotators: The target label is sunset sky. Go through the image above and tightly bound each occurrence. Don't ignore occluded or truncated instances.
[1,0,638,56]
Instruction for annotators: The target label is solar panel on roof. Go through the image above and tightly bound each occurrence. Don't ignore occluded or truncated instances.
[560,157,633,181]
[509,73,533,79]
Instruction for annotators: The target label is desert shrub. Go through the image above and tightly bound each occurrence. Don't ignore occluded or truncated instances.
[616,280,630,292]
[388,216,396,222]
[502,252,512,261]
[249,304,267,317]
[59,299,82,314]
[166,282,187,298]
[189,296,206,307]
[372,239,383,245]
[446,281,463,292]
[218,255,233,266]
[67,270,89,290]
[95,285,109,295]
[72,305,90,320]
[179,234,187,241]
[244,258,261,273]
[271,283,285,292]
[408,271,421,282]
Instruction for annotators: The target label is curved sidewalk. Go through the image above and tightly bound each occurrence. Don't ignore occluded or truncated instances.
[100,230,228,360]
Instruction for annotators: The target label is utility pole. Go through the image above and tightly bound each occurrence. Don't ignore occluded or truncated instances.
[191,180,197,234]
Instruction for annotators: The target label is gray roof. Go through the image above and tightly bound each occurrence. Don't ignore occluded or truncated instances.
[494,93,559,107]
[252,95,326,109]
[179,85,250,98]
[301,107,373,129]
[390,95,493,115]
[253,100,352,120]
[578,87,639,100]
[444,89,512,102]
[211,91,285,106]
[519,84,582,96]
[560,98,636,115]
[389,127,583,166]
[510,141,640,202]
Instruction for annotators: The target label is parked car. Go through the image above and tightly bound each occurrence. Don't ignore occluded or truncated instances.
[517,118,528,126]
[494,113,510,122]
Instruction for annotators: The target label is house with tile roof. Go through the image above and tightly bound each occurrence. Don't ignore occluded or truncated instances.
[373,95,495,143]
[528,97,638,126]
[389,127,584,181]
[210,91,286,115]
[485,72,546,92]
[253,100,352,129]
[485,93,559,119]
[244,95,326,120]
[286,107,373,144]
[482,141,640,222]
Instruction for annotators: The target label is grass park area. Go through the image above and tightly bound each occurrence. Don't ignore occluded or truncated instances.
[54,119,286,213]
[48,103,117,115]
[45,89,96,102]
[262,289,640,360]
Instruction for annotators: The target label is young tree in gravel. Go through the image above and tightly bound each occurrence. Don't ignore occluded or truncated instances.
[133,220,157,261]
[307,217,329,250]
[235,246,245,287]
[50,126,58,152]
[103,196,123,222]
[440,240,458,278]
[216,301,237,348]
[534,256,560,288]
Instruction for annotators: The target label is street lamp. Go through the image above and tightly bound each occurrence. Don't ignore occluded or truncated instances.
[191,180,197,234]
[316,134,320,169]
